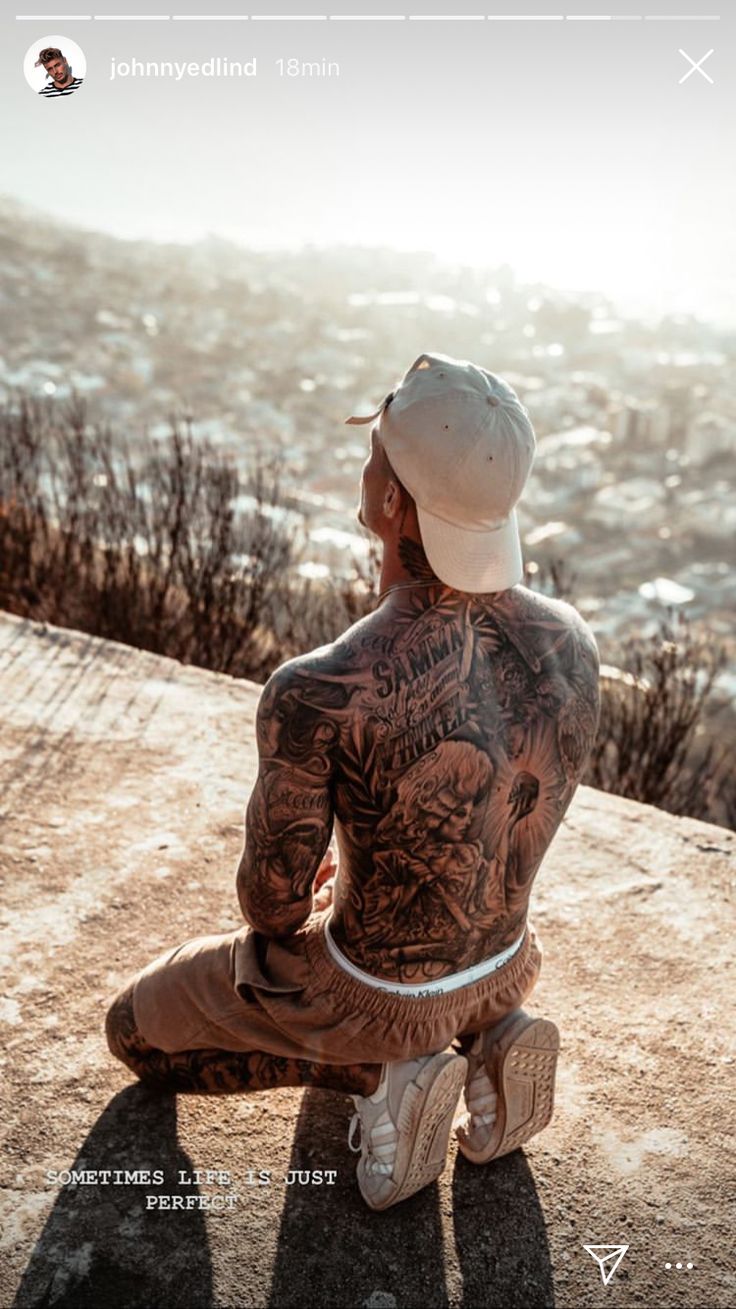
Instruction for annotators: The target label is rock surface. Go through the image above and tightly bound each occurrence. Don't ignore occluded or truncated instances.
[0,611,733,1309]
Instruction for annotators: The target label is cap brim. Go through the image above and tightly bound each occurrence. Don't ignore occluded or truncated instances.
[416,505,524,593]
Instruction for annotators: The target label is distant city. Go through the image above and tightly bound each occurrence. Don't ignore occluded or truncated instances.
[1,196,733,710]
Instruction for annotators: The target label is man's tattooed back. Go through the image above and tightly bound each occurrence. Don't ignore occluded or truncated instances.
[244,579,600,984]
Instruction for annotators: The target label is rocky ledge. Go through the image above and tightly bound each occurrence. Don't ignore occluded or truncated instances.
[0,612,733,1309]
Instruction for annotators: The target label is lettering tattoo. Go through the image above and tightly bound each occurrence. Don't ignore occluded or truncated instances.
[237,574,600,983]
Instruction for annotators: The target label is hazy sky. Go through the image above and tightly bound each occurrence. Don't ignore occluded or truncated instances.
[3,1,734,321]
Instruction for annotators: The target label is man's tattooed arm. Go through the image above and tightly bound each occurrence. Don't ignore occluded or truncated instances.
[236,663,338,937]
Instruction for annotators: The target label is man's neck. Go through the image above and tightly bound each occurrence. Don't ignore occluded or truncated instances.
[378,532,440,595]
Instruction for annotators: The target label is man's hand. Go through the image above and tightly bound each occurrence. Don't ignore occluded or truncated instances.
[312,847,337,913]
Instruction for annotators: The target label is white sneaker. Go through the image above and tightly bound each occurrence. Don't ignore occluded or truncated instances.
[348,1050,468,1211]
[456,1012,560,1164]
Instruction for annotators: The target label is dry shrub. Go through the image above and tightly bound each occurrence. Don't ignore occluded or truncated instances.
[585,616,731,824]
[0,396,373,682]
[526,556,733,829]
[1,399,731,828]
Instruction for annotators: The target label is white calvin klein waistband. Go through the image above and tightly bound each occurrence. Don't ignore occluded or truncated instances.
[323,919,525,998]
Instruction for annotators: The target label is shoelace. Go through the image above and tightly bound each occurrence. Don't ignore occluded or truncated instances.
[348,1109,397,1177]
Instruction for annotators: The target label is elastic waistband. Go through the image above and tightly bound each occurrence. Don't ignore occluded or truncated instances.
[322,919,526,998]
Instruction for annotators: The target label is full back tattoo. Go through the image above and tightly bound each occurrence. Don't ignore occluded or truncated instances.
[241,544,600,984]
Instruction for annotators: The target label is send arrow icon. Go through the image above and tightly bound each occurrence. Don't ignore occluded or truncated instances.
[583,1245,629,1286]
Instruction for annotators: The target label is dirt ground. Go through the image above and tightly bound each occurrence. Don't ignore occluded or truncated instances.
[0,611,734,1309]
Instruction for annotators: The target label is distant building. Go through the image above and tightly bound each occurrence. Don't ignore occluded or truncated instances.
[591,478,665,530]
[661,382,693,447]
[686,412,735,463]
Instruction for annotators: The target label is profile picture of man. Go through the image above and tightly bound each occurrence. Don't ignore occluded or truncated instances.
[35,47,83,98]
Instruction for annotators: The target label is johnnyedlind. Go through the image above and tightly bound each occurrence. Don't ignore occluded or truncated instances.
[110,56,257,80]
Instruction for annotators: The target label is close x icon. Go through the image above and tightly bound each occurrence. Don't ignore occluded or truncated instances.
[678,49,715,84]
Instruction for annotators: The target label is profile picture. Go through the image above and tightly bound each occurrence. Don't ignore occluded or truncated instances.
[23,35,86,98]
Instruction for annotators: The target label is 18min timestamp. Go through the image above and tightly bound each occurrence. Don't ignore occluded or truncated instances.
[275,58,340,78]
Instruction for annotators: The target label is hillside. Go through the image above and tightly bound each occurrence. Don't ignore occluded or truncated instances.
[0,612,733,1309]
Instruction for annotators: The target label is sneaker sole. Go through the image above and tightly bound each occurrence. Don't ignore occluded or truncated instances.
[456,1016,559,1165]
[360,1052,468,1211]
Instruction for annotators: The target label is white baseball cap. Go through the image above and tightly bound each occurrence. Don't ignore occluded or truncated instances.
[346,352,536,593]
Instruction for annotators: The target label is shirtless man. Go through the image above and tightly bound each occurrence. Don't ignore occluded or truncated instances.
[106,353,600,1211]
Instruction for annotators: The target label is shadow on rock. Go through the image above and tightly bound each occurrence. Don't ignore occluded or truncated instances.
[267,1087,450,1308]
[452,1150,554,1309]
[13,1085,214,1309]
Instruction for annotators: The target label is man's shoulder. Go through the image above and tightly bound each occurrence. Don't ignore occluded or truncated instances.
[260,616,374,705]
[39,79,83,95]
[253,629,371,762]
[552,597,599,669]
[498,585,599,665]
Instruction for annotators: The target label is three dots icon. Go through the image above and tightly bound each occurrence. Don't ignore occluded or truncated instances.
[665,1262,695,1271]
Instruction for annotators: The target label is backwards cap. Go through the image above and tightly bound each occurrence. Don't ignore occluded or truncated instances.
[346,352,536,593]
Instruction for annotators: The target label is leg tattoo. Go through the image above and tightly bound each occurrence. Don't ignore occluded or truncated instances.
[105,985,380,1097]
